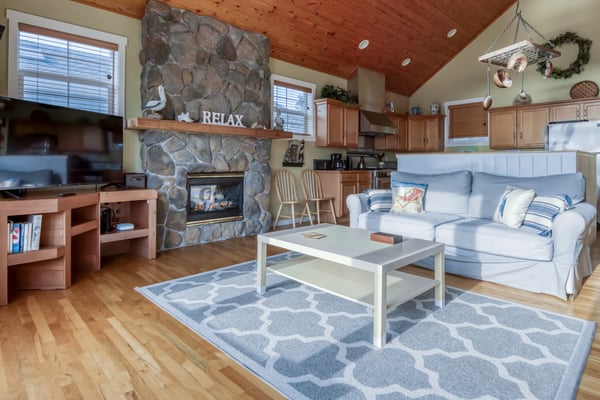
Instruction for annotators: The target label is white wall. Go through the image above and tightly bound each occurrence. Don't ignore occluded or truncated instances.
[411,0,600,111]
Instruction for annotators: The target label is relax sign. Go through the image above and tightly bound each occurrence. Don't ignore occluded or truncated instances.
[202,111,244,127]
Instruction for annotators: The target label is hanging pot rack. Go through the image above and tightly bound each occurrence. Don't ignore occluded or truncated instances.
[478,1,560,68]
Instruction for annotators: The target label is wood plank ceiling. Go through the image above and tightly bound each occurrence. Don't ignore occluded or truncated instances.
[74,0,517,97]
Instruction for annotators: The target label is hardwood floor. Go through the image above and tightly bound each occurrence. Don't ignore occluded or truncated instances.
[1,230,599,399]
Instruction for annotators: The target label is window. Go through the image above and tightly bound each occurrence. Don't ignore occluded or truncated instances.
[6,10,127,115]
[271,74,316,138]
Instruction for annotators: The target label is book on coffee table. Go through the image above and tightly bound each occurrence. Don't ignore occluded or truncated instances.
[370,232,403,244]
[302,231,326,239]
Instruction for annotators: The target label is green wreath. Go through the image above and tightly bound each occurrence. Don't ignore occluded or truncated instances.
[537,31,592,79]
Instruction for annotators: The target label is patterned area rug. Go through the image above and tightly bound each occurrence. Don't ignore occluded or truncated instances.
[136,252,595,400]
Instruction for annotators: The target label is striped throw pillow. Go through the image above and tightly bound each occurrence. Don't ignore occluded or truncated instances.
[366,189,393,212]
[523,194,572,236]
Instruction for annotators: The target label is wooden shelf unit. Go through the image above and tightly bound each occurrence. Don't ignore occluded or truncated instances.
[99,189,157,260]
[0,192,99,306]
[0,189,157,306]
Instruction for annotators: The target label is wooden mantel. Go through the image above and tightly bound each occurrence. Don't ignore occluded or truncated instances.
[127,118,293,139]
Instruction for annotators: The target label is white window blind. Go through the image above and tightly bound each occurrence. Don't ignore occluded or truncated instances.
[272,77,315,136]
[16,23,120,115]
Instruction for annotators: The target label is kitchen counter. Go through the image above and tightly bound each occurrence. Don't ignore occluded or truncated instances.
[316,170,372,217]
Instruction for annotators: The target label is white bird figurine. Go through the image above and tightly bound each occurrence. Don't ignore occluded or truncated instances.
[143,84,166,119]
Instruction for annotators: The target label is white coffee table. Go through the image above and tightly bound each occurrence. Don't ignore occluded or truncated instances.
[256,224,445,347]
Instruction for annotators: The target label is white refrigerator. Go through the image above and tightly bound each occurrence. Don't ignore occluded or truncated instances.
[546,120,600,222]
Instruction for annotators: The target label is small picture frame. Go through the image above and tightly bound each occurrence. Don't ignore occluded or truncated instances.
[283,139,304,167]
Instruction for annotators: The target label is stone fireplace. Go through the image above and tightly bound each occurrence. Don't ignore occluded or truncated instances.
[141,130,272,250]
[139,0,275,250]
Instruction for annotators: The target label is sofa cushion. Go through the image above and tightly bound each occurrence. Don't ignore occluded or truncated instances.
[493,186,535,228]
[435,218,554,261]
[365,189,393,212]
[467,172,585,219]
[522,194,572,236]
[391,170,472,215]
[390,181,427,214]
[357,211,462,240]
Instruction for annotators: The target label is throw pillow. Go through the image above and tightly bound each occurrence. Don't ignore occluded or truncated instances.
[523,194,572,236]
[365,189,393,212]
[493,186,536,228]
[390,181,428,214]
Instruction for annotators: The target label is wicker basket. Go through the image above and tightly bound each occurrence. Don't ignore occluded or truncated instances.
[569,80,599,99]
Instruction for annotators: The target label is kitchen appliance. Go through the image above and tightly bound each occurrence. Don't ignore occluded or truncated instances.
[313,159,333,170]
[546,120,600,222]
[330,153,344,170]
[347,67,396,136]
[372,169,391,189]
[346,152,393,189]
[357,156,366,169]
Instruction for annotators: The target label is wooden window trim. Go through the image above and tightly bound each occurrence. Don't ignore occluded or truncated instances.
[19,23,118,51]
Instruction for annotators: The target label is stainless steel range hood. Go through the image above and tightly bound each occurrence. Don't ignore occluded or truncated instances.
[348,67,396,135]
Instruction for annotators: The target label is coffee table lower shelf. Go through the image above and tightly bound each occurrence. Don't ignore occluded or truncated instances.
[270,255,439,310]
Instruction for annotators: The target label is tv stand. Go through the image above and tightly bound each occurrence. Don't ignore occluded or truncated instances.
[0,189,157,306]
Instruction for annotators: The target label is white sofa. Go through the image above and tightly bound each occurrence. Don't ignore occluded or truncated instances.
[347,168,597,300]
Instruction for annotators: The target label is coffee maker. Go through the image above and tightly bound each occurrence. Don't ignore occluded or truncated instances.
[330,153,344,170]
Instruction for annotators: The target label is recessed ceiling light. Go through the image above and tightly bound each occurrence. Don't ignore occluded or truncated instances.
[358,39,370,50]
[401,58,411,67]
[447,28,457,38]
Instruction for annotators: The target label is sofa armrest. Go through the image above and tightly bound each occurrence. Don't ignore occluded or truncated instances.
[553,202,596,259]
[552,202,596,293]
[346,193,369,228]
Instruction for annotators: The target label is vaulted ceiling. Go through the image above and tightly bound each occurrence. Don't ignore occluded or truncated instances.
[74,0,517,96]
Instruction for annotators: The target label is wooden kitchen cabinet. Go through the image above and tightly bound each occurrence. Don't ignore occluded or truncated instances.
[551,99,600,122]
[407,114,445,151]
[374,112,408,151]
[316,170,372,217]
[315,98,359,148]
[489,106,548,149]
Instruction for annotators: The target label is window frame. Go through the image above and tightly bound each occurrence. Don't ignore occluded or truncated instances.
[270,73,316,140]
[6,9,128,116]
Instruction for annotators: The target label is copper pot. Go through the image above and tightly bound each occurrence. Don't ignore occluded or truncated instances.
[493,69,512,88]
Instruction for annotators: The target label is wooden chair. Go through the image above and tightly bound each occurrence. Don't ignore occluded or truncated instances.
[272,170,310,229]
[300,169,337,225]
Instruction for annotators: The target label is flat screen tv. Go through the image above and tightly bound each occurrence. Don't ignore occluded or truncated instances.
[0,96,123,195]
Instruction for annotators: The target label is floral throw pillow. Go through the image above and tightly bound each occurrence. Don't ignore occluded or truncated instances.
[493,186,536,228]
[390,181,428,214]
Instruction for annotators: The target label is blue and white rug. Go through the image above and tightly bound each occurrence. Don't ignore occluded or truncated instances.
[136,252,595,400]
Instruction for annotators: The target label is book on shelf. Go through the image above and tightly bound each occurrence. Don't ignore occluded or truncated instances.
[11,223,21,253]
[7,221,12,254]
[27,214,42,251]
[6,215,42,253]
